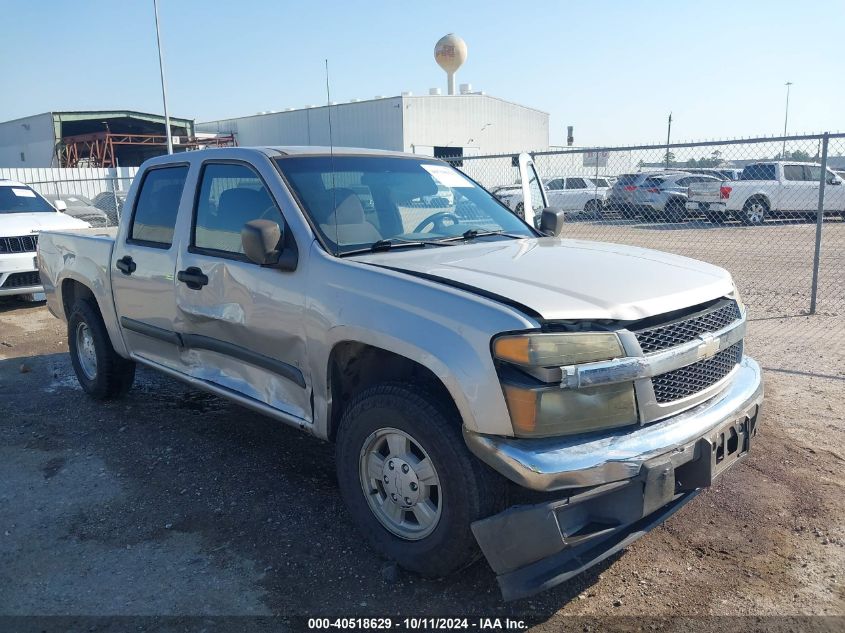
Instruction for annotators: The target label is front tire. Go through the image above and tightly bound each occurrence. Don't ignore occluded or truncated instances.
[514,202,525,220]
[335,383,504,578]
[68,299,135,399]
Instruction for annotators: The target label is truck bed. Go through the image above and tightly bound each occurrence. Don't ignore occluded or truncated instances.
[37,227,117,326]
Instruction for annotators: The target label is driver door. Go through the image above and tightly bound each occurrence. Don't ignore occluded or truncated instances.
[174,160,310,421]
[517,153,548,225]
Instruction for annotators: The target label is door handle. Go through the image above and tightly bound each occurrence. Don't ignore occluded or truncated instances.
[177,266,209,290]
[116,255,136,275]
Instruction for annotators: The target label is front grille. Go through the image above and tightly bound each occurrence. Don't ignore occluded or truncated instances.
[0,235,38,254]
[634,300,741,354]
[1,271,41,289]
[652,342,742,404]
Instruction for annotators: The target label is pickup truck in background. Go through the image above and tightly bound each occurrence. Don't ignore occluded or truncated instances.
[687,161,845,225]
[1,179,89,298]
[37,147,763,600]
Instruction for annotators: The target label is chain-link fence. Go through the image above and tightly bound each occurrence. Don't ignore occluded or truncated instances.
[1,167,137,227]
[446,133,845,325]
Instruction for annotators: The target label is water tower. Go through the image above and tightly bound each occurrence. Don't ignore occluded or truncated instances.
[434,33,467,95]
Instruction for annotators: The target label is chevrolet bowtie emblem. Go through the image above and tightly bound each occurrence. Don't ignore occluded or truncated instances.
[696,334,720,360]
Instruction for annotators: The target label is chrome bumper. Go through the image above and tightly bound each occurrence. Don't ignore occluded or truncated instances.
[464,356,763,491]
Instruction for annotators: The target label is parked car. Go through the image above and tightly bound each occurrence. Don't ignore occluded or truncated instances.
[607,171,690,218]
[678,168,742,181]
[632,173,722,222]
[497,176,609,220]
[38,147,762,601]
[92,190,128,225]
[44,194,110,227]
[687,162,845,225]
[0,180,88,298]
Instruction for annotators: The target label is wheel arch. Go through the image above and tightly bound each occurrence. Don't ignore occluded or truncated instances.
[59,275,129,358]
[744,193,770,209]
[325,341,459,442]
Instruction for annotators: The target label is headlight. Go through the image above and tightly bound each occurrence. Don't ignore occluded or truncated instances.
[493,332,623,367]
[493,332,637,438]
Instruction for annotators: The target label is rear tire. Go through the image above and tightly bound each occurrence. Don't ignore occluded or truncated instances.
[620,204,637,220]
[664,199,686,223]
[335,382,505,578]
[738,197,768,226]
[584,199,600,220]
[68,298,135,399]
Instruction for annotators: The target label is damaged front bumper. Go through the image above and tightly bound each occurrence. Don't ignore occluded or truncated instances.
[464,356,763,601]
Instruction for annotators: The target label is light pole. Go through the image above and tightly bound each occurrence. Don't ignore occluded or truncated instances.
[781,81,792,159]
[665,112,672,169]
[153,0,173,154]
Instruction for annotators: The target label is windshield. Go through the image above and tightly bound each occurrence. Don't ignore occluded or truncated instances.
[0,185,56,214]
[275,156,535,255]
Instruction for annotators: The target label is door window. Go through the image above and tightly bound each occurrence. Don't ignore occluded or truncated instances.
[804,166,822,182]
[546,178,564,191]
[128,166,189,247]
[565,178,587,189]
[783,165,804,181]
[194,163,284,256]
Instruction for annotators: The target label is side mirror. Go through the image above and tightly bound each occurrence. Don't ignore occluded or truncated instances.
[241,219,297,270]
[54,200,67,212]
[539,207,566,236]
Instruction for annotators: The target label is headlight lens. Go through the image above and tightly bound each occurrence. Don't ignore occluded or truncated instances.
[494,331,635,438]
[493,332,623,367]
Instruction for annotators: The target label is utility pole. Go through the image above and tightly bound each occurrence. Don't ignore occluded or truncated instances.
[665,112,672,169]
[153,0,173,154]
[781,81,792,159]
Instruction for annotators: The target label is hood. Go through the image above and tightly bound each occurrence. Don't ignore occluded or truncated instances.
[0,212,90,237]
[354,237,734,321]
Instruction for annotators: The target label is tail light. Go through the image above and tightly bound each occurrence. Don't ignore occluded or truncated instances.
[623,185,637,192]
[646,187,660,193]
[720,186,732,199]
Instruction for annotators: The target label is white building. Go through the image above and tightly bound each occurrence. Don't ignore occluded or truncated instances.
[197,93,549,159]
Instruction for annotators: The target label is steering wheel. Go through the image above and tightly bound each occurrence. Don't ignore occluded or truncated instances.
[413,211,461,234]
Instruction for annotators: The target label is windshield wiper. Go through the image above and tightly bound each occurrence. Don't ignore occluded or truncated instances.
[338,238,453,257]
[436,229,525,243]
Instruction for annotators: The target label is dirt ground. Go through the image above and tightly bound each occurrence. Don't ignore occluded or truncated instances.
[0,243,843,629]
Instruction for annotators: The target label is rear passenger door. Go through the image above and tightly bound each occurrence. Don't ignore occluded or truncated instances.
[782,164,814,212]
[112,164,189,371]
[174,161,310,421]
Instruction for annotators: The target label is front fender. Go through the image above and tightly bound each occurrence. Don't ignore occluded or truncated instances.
[305,246,538,438]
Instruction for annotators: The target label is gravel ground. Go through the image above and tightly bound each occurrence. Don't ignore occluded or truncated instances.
[565,217,845,322]
[0,227,843,629]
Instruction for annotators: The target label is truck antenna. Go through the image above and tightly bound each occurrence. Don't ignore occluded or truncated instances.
[325,59,339,252]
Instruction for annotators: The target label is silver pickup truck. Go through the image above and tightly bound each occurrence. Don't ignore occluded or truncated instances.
[37,147,763,600]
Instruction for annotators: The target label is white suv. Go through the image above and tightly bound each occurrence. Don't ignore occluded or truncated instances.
[0,180,89,298]
[497,176,609,220]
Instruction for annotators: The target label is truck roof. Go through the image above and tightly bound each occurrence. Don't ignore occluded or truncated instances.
[138,146,432,169]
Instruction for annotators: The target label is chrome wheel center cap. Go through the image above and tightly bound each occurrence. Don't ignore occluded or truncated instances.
[382,457,420,508]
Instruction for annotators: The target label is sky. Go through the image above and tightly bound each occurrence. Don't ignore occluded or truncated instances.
[2,0,842,147]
